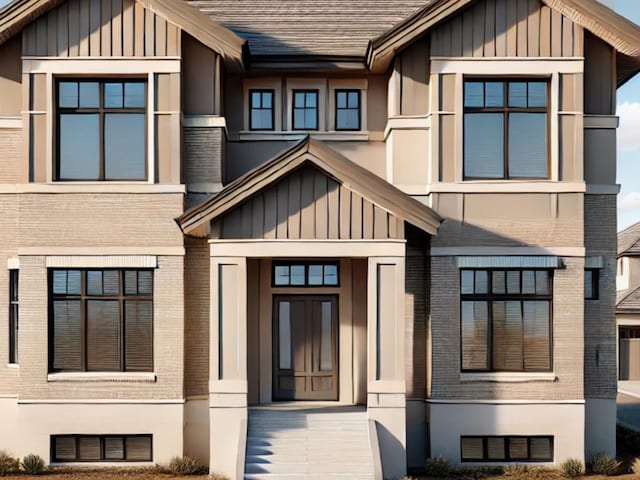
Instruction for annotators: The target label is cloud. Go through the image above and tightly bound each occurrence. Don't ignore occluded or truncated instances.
[619,192,640,210]
[618,102,640,152]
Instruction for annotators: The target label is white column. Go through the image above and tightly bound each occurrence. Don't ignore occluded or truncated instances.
[209,255,248,480]
[367,255,407,479]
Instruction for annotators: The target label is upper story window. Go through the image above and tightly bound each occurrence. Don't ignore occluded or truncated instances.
[292,90,319,130]
[249,89,274,130]
[460,269,552,373]
[335,90,361,131]
[9,269,18,364]
[49,269,153,372]
[56,79,147,181]
[463,79,548,180]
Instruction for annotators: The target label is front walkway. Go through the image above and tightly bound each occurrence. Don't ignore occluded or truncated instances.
[618,385,640,431]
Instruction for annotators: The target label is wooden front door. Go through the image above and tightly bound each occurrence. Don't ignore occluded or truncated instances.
[273,295,338,401]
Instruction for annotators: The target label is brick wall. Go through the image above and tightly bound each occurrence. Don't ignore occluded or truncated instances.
[0,128,22,183]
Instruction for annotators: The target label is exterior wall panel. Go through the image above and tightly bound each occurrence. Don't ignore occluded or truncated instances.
[431,0,582,58]
[22,0,181,57]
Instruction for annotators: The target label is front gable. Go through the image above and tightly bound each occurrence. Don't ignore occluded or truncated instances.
[213,163,405,240]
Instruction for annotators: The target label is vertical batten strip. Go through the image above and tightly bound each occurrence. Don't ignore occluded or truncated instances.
[134,1,144,56]
[79,0,89,55]
[101,0,112,55]
[89,0,101,56]
[67,0,79,55]
[505,0,517,56]
[122,0,134,56]
[111,0,123,56]
[527,0,540,57]
[495,0,507,56]
[540,5,551,56]
[484,0,496,57]
[47,10,58,56]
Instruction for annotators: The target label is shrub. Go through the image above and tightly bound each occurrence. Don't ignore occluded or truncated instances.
[456,466,502,479]
[208,474,230,480]
[631,457,640,476]
[424,455,453,477]
[587,453,621,476]
[21,453,46,475]
[503,464,528,476]
[167,456,208,475]
[0,450,20,476]
[560,458,584,478]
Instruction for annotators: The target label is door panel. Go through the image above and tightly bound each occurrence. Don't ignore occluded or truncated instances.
[273,295,338,400]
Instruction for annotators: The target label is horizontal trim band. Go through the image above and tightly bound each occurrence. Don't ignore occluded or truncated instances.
[0,116,22,128]
[460,372,557,383]
[584,115,619,129]
[0,184,186,194]
[585,184,620,194]
[23,58,181,74]
[427,182,586,193]
[48,372,156,383]
[187,182,223,193]
[46,255,157,268]
[585,256,604,269]
[432,247,585,257]
[427,399,585,405]
[19,247,184,256]
[183,115,227,128]
[431,58,583,74]
[209,240,406,258]
[235,131,369,142]
[19,399,183,405]
[457,256,560,268]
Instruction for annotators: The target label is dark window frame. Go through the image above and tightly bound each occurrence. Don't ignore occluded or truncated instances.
[460,435,554,463]
[249,89,275,131]
[48,268,154,373]
[9,269,18,364]
[292,89,319,131]
[54,78,148,181]
[335,89,361,131]
[51,434,153,463]
[463,78,550,180]
[460,268,553,373]
[272,261,340,288]
[585,268,599,300]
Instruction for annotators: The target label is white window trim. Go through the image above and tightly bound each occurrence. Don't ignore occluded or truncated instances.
[23,58,181,185]
[45,255,157,268]
[431,58,584,184]
[243,77,282,131]
[286,78,327,132]
[328,78,368,133]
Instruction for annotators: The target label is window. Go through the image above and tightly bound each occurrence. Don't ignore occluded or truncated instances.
[292,90,319,130]
[464,80,548,179]
[273,262,339,287]
[56,79,146,181]
[585,269,599,300]
[9,269,18,364]
[460,269,552,372]
[49,269,153,372]
[335,90,360,130]
[51,435,152,462]
[461,436,553,462]
[249,89,274,130]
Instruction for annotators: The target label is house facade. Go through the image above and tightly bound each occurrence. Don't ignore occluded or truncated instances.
[0,0,638,478]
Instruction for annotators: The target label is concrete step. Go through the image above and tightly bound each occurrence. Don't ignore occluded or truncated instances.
[245,475,374,480]
[245,462,375,474]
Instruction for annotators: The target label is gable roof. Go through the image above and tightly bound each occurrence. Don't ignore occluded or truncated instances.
[619,221,640,256]
[178,137,442,236]
[617,286,640,312]
[366,0,640,83]
[0,0,246,71]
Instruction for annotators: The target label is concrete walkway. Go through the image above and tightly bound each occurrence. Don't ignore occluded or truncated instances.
[618,383,640,431]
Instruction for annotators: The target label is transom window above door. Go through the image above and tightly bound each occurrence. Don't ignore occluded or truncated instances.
[273,262,339,287]
[463,79,549,180]
[56,79,147,181]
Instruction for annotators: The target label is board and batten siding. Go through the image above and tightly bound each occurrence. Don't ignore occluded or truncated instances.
[214,165,404,240]
[22,0,181,57]
[431,0,583,58]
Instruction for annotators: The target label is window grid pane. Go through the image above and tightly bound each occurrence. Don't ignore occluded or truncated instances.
[292,90,318,130]
[249,90,274,130]
[336,90,360,130]
[460,269,552,373]
[272,262,340,287]
[50,269,153,373]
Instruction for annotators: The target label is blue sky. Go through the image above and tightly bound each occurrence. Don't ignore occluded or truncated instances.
[0,0,639,231]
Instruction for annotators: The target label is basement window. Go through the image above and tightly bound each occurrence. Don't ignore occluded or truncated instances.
[51,435,152,462]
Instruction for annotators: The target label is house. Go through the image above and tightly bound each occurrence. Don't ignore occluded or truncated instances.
[0,0,638,478]
[617,222,640,381]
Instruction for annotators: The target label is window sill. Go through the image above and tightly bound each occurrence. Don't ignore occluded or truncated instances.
[47,372,156,383]
[236,130,369,141]
[460,372,557,383]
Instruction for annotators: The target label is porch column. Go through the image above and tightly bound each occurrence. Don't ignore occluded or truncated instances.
[367,255,407,479]
[209,255,248,480]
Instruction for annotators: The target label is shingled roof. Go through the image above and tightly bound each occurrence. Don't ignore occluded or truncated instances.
[619,221,640,256]
[618,286,640,312]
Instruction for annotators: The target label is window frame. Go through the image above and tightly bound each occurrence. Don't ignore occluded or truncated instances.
[463,78,551,180]
[291,89,320,131]
[248,88,275,131]
[272,261,340,288]
[54,78,148,182]
[460,435,554,463]
[48,268,154,373]
[585,268,599,300]
[334,89,361,131]
[459,268,553,373]
[8,269,18,365]
[51,434,153,463]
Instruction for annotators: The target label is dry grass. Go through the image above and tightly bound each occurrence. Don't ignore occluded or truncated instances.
[0,466,209,479]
